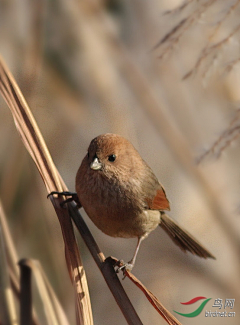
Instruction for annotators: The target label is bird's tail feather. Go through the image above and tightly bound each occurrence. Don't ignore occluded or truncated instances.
[159,213,215,259]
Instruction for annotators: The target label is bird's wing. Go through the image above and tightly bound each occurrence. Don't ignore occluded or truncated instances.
[146,185,170,211]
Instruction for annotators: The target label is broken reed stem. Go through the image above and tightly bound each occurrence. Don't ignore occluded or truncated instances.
[0,201,42,325]
[19,260,32,325]
[67,202,144,325]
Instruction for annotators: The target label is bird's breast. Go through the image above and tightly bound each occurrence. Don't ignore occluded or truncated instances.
[76,169,159,238]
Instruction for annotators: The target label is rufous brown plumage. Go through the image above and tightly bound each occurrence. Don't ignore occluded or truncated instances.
[75,133,215,270]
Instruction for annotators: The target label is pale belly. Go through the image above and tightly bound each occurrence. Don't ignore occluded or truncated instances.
[82,202,161,238]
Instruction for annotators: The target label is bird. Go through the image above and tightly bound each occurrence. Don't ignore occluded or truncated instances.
[73,133,215,271]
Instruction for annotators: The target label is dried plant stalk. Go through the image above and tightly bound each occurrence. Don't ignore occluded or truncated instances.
[19,259,70,325]
[109,258,182,325]
[0,201,19,277]
[0,206,18,325]
[0,55,93,325]
[0,200,42,325]
[69,204,182,325]
[19,260,32,325]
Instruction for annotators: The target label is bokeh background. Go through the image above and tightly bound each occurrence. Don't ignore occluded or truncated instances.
[0,0,240,324]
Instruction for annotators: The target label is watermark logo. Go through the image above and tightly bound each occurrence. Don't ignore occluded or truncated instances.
[206,298,235,318]
[174,297,236,318]
[174,296,211,317]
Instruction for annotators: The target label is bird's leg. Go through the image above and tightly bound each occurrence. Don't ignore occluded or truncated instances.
[117,236,145,273]
[128,236,144,269]
[47,191,81,208]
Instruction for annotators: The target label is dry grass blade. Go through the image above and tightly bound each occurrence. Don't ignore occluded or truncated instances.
[126,272,182,325]
[109,258,182,325]
[0,55,93,325]
[0,201,19,277]
[38,263,71,325]
[19,259,70,325]
[0,205,18,325]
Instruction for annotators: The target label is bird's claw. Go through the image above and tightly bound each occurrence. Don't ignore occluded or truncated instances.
[47,191,81,208]
[114,260,133,279]
[47,191,77,198]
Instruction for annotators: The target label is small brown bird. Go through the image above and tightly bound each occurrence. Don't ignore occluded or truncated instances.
[74,133,215,270]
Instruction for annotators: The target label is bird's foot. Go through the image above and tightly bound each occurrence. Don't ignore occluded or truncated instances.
[114,260,134,279]
[47,191,81,208]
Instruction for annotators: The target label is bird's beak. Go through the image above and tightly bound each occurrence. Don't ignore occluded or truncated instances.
[90,157,102,170]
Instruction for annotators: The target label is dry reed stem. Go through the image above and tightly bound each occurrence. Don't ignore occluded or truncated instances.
[0,201,42,325]
[110,258,182,325]
[0,55,93,325]
[0,201,19,277]
[19,259,70,325]
[19,260,32,325]
[9,266,41,325]
[0,208,18,325]
[68,199,182,325]
[67,203,144,325]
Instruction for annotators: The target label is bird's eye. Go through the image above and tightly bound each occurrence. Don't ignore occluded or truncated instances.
[87,152,89,158]
[108,154,116,162]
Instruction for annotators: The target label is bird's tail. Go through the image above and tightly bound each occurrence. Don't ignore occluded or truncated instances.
[159,213,215,259]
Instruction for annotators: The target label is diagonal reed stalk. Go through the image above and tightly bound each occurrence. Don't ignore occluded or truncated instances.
[0,55,93,325]
[0,54,182,325]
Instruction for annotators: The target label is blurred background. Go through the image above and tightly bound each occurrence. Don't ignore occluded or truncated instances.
[0,0,240,324]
